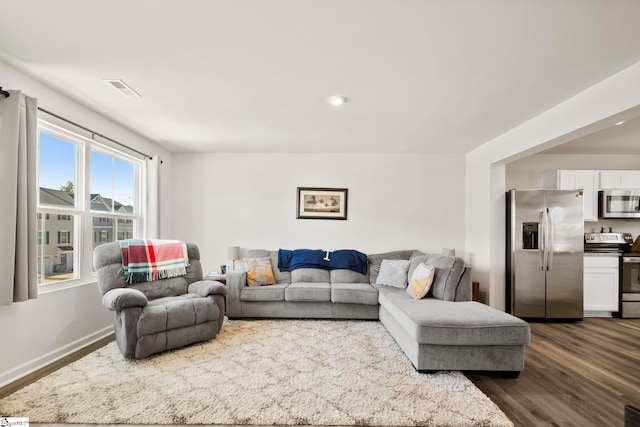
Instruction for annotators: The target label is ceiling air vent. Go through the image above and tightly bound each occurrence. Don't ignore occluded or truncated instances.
[104,79,141,98]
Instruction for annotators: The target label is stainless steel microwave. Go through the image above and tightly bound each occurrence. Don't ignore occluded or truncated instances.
[599,190,640,219]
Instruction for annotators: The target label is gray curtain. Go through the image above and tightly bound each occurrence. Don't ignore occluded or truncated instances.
[144,154,160,238]
[0,90,39,305]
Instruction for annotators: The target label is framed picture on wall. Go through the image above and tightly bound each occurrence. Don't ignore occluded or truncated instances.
[296,187,348,220]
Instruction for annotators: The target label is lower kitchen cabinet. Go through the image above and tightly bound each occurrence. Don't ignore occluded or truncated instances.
[584,255,619,315]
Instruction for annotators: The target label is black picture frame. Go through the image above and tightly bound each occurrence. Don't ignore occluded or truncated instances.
[296,187,348,220]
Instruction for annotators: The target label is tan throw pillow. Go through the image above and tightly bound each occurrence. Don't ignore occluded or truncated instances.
[406,262,435,300]
[245,257,276,286]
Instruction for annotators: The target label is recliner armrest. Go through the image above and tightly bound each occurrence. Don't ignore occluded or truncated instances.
[188,280,228,297]
[102,288,148,311]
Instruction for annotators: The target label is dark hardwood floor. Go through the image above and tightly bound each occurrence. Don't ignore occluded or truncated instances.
[468,318,640,427]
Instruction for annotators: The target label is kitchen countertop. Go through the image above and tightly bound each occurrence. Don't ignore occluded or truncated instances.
[584,252,622,257]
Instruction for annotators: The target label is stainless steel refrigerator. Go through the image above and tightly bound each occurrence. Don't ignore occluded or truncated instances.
[506,189,584,320]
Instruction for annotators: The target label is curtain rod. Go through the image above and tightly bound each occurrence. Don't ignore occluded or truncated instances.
[0,86,10,98]
[37,106,153,160]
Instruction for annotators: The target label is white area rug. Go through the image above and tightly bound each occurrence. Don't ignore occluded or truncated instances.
[0,320,512,426]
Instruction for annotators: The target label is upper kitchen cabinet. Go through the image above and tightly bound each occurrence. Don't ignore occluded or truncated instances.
[543,170,598,221]
[599,171,640,189]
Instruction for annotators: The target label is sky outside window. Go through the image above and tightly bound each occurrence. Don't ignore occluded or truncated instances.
[39,132,135,212]
[39,132,75,203]
[90,150,135,212]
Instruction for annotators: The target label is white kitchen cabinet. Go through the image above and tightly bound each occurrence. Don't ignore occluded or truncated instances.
[599,170,640,189]
[543,170,599,221]
[583,255,619,314]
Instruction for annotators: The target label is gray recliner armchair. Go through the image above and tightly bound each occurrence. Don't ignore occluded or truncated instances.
[94,241,226,359]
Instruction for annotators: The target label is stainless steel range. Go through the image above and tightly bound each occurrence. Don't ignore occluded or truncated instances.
[584,232,640,318]
[621,251,640,318]
[584,232,632,254]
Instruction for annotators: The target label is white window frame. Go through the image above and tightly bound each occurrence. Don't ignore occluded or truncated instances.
[37,120,144,292]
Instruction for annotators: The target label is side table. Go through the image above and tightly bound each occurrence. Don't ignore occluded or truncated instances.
[205,274,227,285]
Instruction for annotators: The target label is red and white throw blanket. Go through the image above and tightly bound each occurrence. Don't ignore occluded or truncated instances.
[119,239,189,284]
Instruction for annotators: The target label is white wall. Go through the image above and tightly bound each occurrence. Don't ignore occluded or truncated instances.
[465,60,640,310]
[170,153,466,273]
[506,154,640,238]
[0,59,173,386]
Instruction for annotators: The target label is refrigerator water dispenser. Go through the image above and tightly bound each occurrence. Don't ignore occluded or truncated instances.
[522,222,539,250]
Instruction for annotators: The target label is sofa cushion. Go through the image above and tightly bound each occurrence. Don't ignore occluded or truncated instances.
[330,269,369,284]
[375,259,410,288]
[245,257,276,286]
[408,254,465,301]
[406,262,435,299]
[331,283,379,305]
[291,268,330,283]
[285,282,331,301]
[378,287,530,346]
[241,283,288,302]
[368,250,423,285]
[248,250,291,284]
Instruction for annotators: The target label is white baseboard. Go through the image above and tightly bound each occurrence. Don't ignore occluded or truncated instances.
[0,325,114,389]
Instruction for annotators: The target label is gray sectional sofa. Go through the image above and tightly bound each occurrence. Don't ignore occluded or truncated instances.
[227,249,531,376]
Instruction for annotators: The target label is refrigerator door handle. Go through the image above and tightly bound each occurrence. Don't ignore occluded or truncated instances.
[547,208,554,271]
[540,210,547,271]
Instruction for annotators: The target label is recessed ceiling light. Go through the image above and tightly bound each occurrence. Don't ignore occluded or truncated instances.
[615,121,625,126]
[328,95,347,106]
[104,79,141,98]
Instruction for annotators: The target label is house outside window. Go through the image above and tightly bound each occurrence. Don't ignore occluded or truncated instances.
[37,121,143,287]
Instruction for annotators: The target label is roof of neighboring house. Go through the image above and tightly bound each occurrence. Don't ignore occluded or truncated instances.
[39,187,74,206]
[40,188,131,213]
[89,193,132,213]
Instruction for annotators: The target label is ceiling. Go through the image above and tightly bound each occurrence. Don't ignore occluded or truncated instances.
[539,114,640,155]
[1,0,640,154]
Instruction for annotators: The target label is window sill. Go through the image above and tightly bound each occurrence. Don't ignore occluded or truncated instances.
[38,277,98,295]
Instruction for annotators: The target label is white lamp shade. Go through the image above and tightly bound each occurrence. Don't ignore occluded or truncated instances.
[227,246,240,260]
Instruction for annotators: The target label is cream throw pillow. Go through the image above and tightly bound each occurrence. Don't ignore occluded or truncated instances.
[245,257,276,286]
[406,262,435,300]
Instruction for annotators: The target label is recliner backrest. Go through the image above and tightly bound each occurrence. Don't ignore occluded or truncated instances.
[93,241,203,300]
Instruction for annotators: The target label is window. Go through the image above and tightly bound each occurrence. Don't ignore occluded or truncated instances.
[117,230,133,240]
[58,231,71,244]
[38,231,50,245]
[37,121,143,287]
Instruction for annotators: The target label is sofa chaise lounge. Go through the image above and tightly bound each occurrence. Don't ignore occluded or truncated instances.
[227,249,530,376]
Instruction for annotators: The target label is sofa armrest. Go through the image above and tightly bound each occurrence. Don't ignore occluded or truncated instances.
[226,270,246,317]
[102,288,148,311]
[188,280,228,297]
[454,267,473,302]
